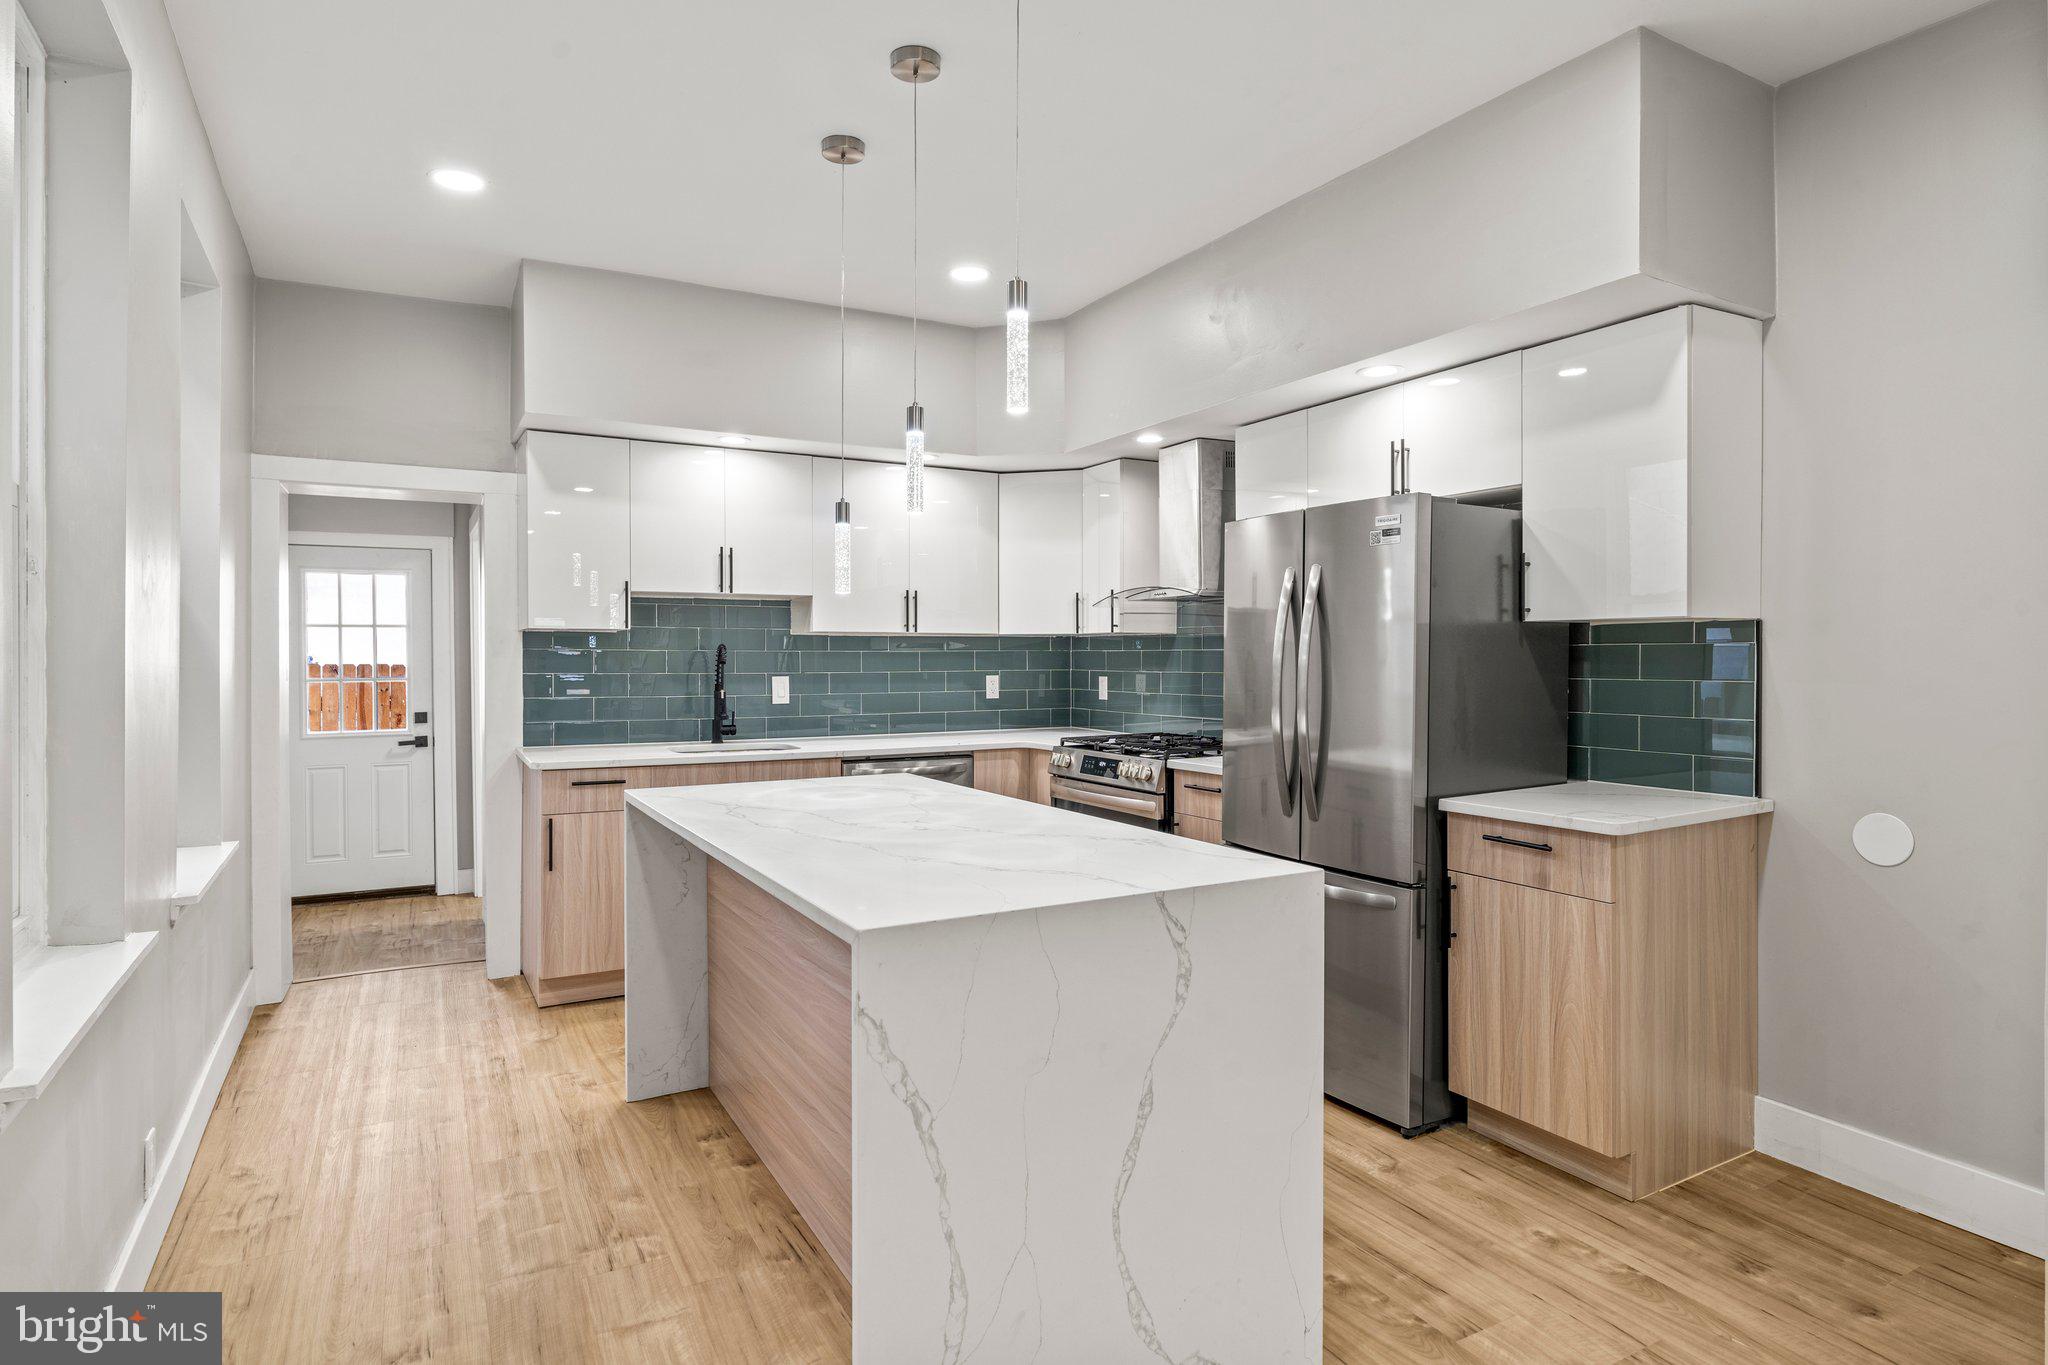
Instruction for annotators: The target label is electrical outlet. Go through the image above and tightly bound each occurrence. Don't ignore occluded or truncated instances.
[143,1126,159,1197]
[984,675,1000,700]
[771,675,790,705]
[1134,672,1148,695]
[1098,676,1110,701]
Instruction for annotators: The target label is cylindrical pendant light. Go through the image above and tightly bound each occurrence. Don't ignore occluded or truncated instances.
[893,44,940,513]
[1006,0,1030,416]
[822,133,865,594]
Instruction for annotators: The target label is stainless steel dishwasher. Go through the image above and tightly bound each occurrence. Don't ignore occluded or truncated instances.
[840,753,975,786]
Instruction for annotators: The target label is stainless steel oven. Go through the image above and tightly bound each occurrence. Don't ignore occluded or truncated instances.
[1046,732,1220,831]
[1049,776,1168,829]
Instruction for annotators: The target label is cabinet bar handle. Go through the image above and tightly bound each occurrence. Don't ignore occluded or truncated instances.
[912,589,919,632]
[1185,783,1221,793]
[1482,832,1554,853]
[717,546,725,592]
[1390,440,1399,495]
[1075,591,1081,633]
[546,817,555,872]
[727,546,735,593]
[570,778,626,787]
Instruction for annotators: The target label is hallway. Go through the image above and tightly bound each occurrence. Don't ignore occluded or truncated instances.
[291,892,484,982]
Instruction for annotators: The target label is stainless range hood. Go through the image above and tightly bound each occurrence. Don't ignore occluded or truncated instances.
[1152,438,1233,598]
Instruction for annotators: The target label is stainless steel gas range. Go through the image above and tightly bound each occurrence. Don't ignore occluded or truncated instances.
[1047,732,1222,829]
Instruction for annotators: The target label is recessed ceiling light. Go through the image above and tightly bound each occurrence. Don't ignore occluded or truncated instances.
[572,485,594,493]
[718,434,751,445]
[949,263,990,284]
[430,167,486,193]
[1357,364,1403,379]
[1427,375,1460,387]
[1135,431,1164,445]
[1557,366,1588,378]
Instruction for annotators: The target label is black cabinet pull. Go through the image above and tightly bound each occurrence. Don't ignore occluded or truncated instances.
[1482,832,1554,853]
[1185,783,1221,793]
[569,778,626,787]
[546,818,555,872]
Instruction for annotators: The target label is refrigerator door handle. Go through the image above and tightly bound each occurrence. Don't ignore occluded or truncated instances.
[1270,566,1299,815]
[1297,561,1325,821]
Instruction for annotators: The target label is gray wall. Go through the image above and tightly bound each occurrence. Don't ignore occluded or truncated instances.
[288,495,475,872]
[253,278,513,471]
[1761,0,2048,1186]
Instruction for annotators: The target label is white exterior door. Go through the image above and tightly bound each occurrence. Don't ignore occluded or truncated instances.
[290,544,436,896]
[910,467,999,633]
[721,448,814,596]
[998,469,1083,633]
[629,442,725,594]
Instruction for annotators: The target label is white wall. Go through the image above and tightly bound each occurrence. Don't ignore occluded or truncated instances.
[1761,0,2047,1189]
[287,494,474,872]
[253,278,513,472]
[0,0,256,1289]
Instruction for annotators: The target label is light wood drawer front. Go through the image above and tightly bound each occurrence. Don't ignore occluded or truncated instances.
[1173,772,1223,821]
[1447,815,1613,902]
[540,768,633,813]
[629,758,843,791]
[1448,874,1625,1157]
[1174,813,1223,845]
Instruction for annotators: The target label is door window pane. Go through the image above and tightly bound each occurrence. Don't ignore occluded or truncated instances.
[304,571,339,625]
[374,573,406,624]
[339,572,374,625]
[302,566,414,734]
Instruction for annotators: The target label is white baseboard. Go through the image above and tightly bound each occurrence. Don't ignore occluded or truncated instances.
[439,868,475,896]
[1754,1096,2046,1256]
[108,971,256,1291]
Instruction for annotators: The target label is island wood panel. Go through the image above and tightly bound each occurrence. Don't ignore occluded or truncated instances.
[1618,814,1760,1197]
[707,859,854,1279]
[1447,813,1615,902]
[971,747,1050,803]
[1448,874,1624,1157]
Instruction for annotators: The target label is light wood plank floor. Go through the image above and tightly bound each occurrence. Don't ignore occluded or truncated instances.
[150,963,2043,1363]
[291,892,484,982]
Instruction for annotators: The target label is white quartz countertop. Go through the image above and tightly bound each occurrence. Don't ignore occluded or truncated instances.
[1439,780,1773,835]
[1168,755,1222,776]
[520,726,1097,771]
[627,773,1308,941]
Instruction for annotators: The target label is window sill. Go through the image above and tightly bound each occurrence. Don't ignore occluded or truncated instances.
[174,840,242,908]
[0,931,160,1104]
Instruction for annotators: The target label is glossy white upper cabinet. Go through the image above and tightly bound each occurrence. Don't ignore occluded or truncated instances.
[523,431,630,631]
[722,448,814,597]
[801,458,910,633]
[910,467,1000,634]
[629,443,725,594]
[1233,411,1308,516]
[1080,459,1174,635]
[998,469,1084,634]
[1400,352,1521,496]
[1521,306,1762,622]
[1306,387,1400,507]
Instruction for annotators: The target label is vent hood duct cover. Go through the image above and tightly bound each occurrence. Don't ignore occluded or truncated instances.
[1152,438,1232,597]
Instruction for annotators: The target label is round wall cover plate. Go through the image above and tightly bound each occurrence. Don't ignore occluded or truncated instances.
[1852,812,1914,867]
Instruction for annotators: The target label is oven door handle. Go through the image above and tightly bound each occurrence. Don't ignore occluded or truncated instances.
[1051,778,1166,819]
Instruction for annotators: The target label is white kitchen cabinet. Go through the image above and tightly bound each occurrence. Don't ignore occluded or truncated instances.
[801,458,910,633]
[1400,352,1522,496]
[629,442,725,595]
[630,443,812,597]
[1306,387,1400,507]
[910,467,1000,634]
[1080,459,1174,635]
[1232,410,1308,517]
[1521,306,1762,622]
[523,430,631,631]
[998,469,1084,634]
[722,448,815,597]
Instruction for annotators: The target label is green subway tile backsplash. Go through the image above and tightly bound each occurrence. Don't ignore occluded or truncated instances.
[1569,621,1761,795]
[522,596,1223,747]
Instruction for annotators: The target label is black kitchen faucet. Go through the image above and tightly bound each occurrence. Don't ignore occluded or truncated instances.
[711,643,739,744]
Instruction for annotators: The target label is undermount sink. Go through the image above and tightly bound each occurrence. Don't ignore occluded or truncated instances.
[668,742,801,754]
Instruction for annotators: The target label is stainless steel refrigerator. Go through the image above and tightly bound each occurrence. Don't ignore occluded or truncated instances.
[1223,494,1566,1134]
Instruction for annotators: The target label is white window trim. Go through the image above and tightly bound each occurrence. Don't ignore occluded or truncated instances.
[10,7,48,972]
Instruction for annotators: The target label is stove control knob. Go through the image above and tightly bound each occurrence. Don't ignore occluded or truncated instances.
[1140,764,1157,782]
[1116,761,1132,779]
[1054,753,1070,769]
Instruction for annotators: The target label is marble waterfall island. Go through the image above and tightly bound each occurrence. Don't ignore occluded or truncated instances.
[624,774,1324,1363]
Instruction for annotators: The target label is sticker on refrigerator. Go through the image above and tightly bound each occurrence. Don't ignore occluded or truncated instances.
[1371,513,1403,546]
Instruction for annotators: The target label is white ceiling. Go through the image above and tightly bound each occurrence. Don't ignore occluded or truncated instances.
[164,0,1978,327]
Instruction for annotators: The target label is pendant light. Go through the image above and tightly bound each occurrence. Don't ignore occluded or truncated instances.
[1005,0,1029,416]
[821,134,865,595]
[892,44,940,512]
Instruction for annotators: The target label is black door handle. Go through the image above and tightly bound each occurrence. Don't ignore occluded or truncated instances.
[400,735,430,749]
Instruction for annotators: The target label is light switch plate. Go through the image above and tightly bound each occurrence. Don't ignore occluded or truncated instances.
[1098,676,1110,701]
[771,675,791,705]
[984,675,1000,699]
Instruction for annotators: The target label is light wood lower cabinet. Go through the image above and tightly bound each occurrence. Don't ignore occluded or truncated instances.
[1172,769,1224,843]
[521,757,840,1006]
[1447,811,1760,1199]
[972,748,1052,804]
